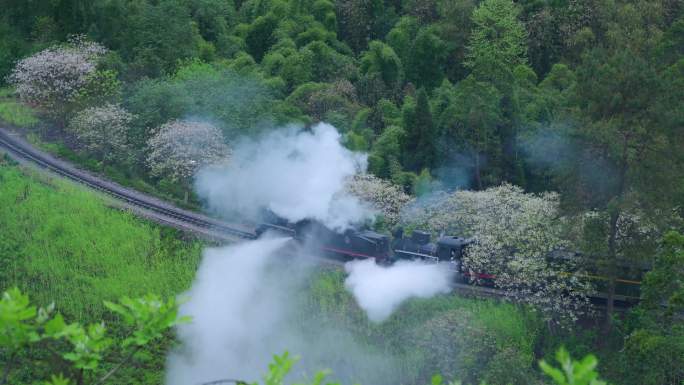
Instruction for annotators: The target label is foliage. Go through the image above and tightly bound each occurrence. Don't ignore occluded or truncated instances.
[0,163,202,384]
[146,119,230,185]
[344,173,411,227]
[402,184,592,322]
[6,36,111,122]
[401,88,435,172]
[67,103,133,166]
[1,1,683,383]
[0,88,39,127]
[466,0,527,73]
[436,75,502,189]
[359,41,403,92]
[126,61,281,143]
[619,231,684,385]
[0,164,202,321]
[303,269,541,385]
[0,287,188,385]
[103,295,191,347]
[539,347,606,385]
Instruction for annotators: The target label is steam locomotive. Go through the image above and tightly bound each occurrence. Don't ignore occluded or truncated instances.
[256,217,647,304]
[256,217,475,278]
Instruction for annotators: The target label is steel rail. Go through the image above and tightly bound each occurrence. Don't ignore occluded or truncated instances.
[0,127,634,309]
[0,128,255,241]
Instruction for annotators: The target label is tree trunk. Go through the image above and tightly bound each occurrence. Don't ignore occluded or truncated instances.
[183,189,189,205]
[603,141,629,334]
[603,209,620,334]
[474,151,482,190]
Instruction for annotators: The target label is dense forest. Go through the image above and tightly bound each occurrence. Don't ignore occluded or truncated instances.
[0,0,683,384]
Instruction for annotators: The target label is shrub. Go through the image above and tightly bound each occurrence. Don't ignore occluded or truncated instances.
[7,36,112,122]
[67,103,134,167]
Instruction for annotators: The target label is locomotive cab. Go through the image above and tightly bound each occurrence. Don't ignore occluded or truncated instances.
[435,236,471,261]
[436,236,473,280]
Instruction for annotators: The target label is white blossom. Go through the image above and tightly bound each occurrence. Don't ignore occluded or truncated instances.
[146,120,230,184]
[344,173,411,227]
[67,103,133,163]
[7,35,107,116]
[402,184,592,323]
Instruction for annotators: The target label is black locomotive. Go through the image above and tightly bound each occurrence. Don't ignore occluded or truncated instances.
[256,216,647,304]
[257,218,392,261]
[255,216,473,272]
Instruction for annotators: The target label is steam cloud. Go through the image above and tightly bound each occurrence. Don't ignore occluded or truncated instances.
[168,123,457,384]
[166,237,402,385]
[166,238,293,385]
[344,259,455,322]
[195,123,371,230]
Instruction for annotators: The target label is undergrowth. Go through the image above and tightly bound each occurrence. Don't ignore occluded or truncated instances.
[303,269,544,385]
[0,87,39,127]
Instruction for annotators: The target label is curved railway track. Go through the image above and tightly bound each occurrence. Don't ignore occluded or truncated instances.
[0,127,256,242]
[0,126,632,309]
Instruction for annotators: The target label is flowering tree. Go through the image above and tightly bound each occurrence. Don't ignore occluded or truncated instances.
[344,173,411,228]
[146,120,230,201]
[402,184,592,323]
[7,35,111,122]
[68,104,133,168]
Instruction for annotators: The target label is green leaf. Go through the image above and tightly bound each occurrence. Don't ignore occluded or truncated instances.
[44,313,67,337]
[43,373,71,385]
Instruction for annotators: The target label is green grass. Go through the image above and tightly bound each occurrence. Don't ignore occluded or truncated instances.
[0,161,203,321]
[0,161,206,384]
[0,87,39,127]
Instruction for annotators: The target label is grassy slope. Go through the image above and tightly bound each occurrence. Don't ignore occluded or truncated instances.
[0,160,205,384]
[0,161,202,320]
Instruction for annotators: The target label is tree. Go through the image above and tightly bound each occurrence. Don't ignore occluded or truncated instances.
[335,0,387,52]
[405,26,448,90]
[386,16,418,66]
[386,18,451,89]
[564,1,680,330]
[92,0,204,79]
[359,41,403,92]
[401,88,435,172]
[450,75,502,189]
[146,120,230,202]
[245,13,279,62]
[7,36,109,124]
[344,173,411,228]
[402,184,592,323]
[67,104,133,169]
[622,231,684,385]
[368,125,404,180]
[126,61,278,144]
[465,0,527,76]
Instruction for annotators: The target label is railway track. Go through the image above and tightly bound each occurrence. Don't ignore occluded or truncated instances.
[0,127,256,242]
[0,126,633,310]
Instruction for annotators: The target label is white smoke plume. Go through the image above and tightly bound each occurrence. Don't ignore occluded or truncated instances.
[168,123,456,384]
[344,259,455,322]
[166,237,293,385]
[195,122,371,230]
[166,237,401,385]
